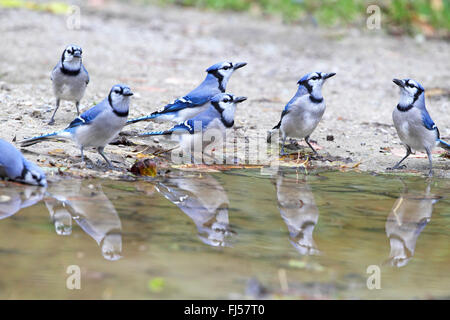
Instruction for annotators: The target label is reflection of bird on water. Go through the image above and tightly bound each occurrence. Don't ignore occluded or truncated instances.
[385,181,439,268]
[0,183,46,220]
[45,180,123,261]
[156,173,233,247]
[275,173,320,256]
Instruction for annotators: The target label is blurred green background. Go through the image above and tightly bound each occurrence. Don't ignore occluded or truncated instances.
[1,0,449,36]
[153,0,450,35]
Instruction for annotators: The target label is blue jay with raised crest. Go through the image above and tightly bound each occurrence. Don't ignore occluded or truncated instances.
[389,78,450,177]
[20,84,133,168]
[0,139,47,187]
[127,61,246,125]
[139,93,246,158]
[50,45,90,125]
[267,72,336,155]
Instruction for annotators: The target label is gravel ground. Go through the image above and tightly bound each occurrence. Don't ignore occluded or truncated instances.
[0,2,449,178]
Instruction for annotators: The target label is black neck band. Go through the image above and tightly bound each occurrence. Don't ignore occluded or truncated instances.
[60,65,81,76]
[211,101,224,114]
[212,101,233,127]
[209,70,225,92]
[113,109,129,117]
[309,95,323,103]
[299,80,313,94]
[109,94,129,117]
[397,103,414,112]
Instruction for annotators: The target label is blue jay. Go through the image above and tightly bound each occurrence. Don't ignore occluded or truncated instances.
[20,84,133,167]
[127,61,246,125]
[267,72,336,155]
[389,78,450,176]
[50,45,90,125]
[139,93,246,159]
[0,139,47,187]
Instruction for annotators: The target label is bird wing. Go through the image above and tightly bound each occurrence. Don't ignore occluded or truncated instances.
[273,97,295,130]
[168,119,198,134]
[50,64,59,81]
[82,65,90,85]
[421,109,439,137]
[152,93,210,115]
[66,100,106,129]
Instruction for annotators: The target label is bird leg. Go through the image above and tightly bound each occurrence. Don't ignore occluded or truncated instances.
[75,101,80,115]
[97,146,113,168]
[305,136,317,155]
[80,146,84,163]
[280,137,287,156]
[388,145,411,170]
[425,147,433,177]
[48,98,60,125]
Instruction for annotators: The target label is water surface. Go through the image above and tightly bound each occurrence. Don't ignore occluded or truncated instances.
[0,170,449,299]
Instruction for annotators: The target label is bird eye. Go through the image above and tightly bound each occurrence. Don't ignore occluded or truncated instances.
[114,89,121,94]
[311,76,319,80]
[222,66,230,70]
[223,98,230,103]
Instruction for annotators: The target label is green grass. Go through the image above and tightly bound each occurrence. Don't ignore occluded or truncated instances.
[148,0,450,34]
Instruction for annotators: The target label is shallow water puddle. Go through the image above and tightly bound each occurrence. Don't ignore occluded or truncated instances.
[0,170,449,299]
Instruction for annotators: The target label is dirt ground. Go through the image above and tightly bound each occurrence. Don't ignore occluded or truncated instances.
[0,2,449,179]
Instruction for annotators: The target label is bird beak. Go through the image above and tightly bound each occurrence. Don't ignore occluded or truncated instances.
[234,96,247,103]
[73,51,82,58]
[324,72,336,79]
[233,62,247,70]
[393,78,404,88]
[123,88,134,96]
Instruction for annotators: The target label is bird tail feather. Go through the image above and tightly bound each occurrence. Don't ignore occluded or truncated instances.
[267,127,280,143]
[126,113,158,126]
[20,131,67,147]
[139,130,172,137]
[438,139,450,151]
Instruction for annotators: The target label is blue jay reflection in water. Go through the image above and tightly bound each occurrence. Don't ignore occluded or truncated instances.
[385,181,440,267]
[45,180,123,261]
[156,173,233,247]
[275,173,320,256]
[0,182,45,220]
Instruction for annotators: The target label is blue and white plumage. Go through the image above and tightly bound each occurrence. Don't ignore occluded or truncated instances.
[139,93,246,158]
[0,184,46,220]
[389,78,450,176]
[156,173,232,247]
[50,45,90,125]
[127,61,246,125]
[0,139,47,187]
[45,180,123,260]
[267,72,336,155]
[21,84,133,167]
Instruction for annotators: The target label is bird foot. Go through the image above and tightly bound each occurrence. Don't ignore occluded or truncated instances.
[47,119,55,126]
[72,161,88,169]
[387,164,406,171]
